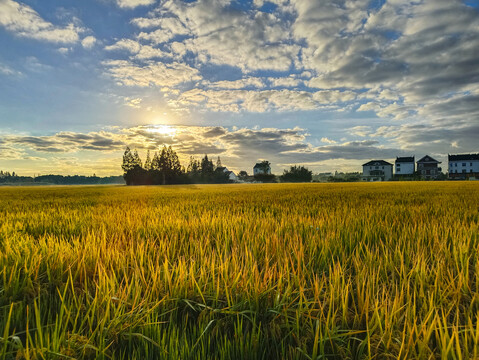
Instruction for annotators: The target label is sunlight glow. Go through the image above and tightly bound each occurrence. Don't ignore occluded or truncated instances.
[147,125,177,136]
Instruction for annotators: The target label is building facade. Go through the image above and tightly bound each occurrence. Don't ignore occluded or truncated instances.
[395,156,415,176]
[448,154,479,179]
[362,160,393,181]
[253,162,271,175]
[416,155,441,180]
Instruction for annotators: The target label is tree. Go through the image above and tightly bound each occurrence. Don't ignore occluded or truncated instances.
[187,156,201,174]
[238,171,248,181]
[256,160,271,173]
[200,155,214,182]
[254,173,276,183]
[132,149,142,168]
[167,146,182,177]
[280,165,312,183]
[149,145,184,185]
[151,151,160,170]
[121,147,135,174]
[144,150,152,170]
[122,147,148,185]
[157,147,168,184]
[187,156,201,183]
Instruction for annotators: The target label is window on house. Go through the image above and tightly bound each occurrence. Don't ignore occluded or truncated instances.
[375,166,379,169]
[470,163,473,166]
[462,170,466,173]
[455,163,457,167]
[462,163,466,166]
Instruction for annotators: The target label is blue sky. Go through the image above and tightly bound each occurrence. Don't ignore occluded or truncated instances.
[0,0,478,175]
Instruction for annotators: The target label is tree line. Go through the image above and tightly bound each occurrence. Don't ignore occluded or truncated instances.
[0,171,124,185]
[122,146,313,185]
[122,146,231,185]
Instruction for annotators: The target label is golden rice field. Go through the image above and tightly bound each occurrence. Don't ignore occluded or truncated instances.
[1,182,478,359]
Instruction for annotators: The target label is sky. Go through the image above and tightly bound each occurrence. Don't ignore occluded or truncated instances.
[0,0,478,176]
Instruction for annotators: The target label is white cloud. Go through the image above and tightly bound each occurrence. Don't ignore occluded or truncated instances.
[124,97,142,108]
[103,60,201,88]
[57,47,71,55]
[348,126,372,138]
[105,39,141,53]
[269,77,302,88]
[24,56,52,73]
[132,0,300,72]
[134,17,190,44]
[0,0,82,43]
[105,39,171,59]
[0,63,21,76]
[116,0,156,9]
[171,88,356,113]
[96,0,479,159]
[357,102,380,112]
[205,78,266,90]
[320,137,337,144]
[81,36,97,49]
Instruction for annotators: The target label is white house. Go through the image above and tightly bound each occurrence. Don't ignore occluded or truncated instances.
[217,166,238,182]
[226,170,238,182]
[362,160,393,181]
[253,162,271,175]
[448,154,479,180]
[395,156,415,176]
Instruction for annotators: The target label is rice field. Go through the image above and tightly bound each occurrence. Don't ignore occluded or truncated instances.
[0,182,478,359]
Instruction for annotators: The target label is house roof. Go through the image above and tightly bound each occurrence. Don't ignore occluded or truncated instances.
[417,155,441,164]
[395,156,415,163]
[253,163,270,168]
[448,154,479,161]
[362,160,393,166]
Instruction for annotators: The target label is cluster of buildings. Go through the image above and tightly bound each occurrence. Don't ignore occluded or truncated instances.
[220,155,479,183]
[362,154,479,181]
[217,163,272,181]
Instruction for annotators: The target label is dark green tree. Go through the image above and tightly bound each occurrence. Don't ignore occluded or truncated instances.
[132,149,142,168]
[144,150,152,170]
[122,147,138,185]
[280,165,312,183]
[121,147,135,174]
[167,146,182,177]
[257,160,271,173]
[200,155,214,182]
[151,151,160,170]
[187,156,201,183]
[238,171,248,181]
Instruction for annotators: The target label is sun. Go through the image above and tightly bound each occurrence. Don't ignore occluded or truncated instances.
[147,125,177,136]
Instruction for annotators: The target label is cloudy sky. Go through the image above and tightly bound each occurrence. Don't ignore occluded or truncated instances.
[0,0,478,176]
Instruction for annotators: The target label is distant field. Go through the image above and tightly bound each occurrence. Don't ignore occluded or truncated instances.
[1,183,478,359]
